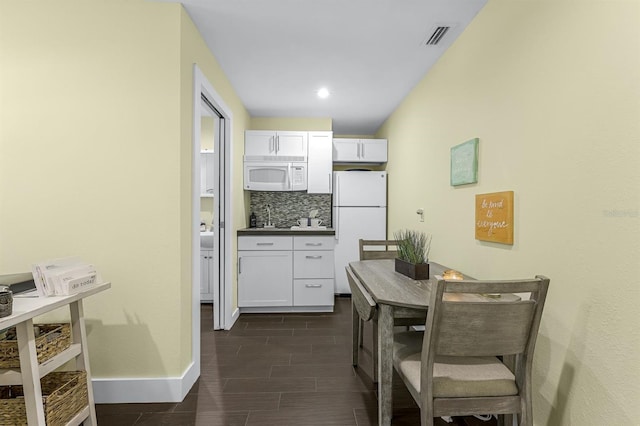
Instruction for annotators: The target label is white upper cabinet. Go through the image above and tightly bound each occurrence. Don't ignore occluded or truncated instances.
[245,130,308,158]
[333,138,388,163]
[307,131,333,194]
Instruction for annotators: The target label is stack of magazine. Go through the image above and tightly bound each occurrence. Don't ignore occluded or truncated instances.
[31,257,101,297]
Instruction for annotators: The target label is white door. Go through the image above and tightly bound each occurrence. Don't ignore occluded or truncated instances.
[332,138,359,162]
[200,251,212,299]
[275,131,307,157]
[238,251,293,307]
[360,139,388,163]
[333,206,386,293]
[245,130,277,156]
[307,131,333,194]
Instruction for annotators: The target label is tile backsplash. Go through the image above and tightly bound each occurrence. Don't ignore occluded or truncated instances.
[249,192,332,228]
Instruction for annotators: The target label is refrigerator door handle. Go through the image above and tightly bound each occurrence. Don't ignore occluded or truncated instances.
[334,207,340,240]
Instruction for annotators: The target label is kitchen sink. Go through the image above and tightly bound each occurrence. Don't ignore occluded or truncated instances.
[200,232,214,249]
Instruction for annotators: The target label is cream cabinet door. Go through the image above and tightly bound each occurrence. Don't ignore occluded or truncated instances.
[275,131,308,157]
[307,131,333,193]
[332,138,360,162]
[359,139,387,163]
[238,250,293,307]
[245,130,277,157]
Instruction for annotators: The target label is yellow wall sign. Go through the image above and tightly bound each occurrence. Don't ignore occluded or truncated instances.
[475,191,514,245]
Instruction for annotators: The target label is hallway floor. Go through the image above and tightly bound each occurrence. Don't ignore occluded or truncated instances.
[96,297,497,425]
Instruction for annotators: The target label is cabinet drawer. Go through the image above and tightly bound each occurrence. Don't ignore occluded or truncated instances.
[294,250,334,278]
[238,236,293,251]
[293,236,335,250]
[294,279,334,306]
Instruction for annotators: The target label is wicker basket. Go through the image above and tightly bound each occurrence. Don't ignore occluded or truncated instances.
[0,371,88,426]
[0,324,71,369]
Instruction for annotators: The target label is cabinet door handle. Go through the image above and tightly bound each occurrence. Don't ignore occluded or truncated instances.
[357,141,360,158]
[305,255,322,259]
[305,243,322,246]
[360,141,365,158]
[276,135,280,153]
[305,284,322,288]
[256,242,274,246]
[328,172,332,192]
[238,257,242,274]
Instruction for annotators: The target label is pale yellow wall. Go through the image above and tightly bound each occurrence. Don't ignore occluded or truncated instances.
[377,1,639,424]
[0,0,183,377]
[249,117,332,131]
[0,0,250,379]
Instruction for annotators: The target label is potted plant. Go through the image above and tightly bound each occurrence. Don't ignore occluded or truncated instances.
[393,229,432,280]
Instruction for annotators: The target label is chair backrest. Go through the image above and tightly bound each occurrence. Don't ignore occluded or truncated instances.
[345,267,376,321]
[424,276,550,359]
[359,239,399,260]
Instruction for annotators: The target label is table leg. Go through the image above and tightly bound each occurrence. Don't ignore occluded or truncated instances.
[70,299,97,425]
[377,304,393,426]
[352,300,359,367]
[16,319,46,425]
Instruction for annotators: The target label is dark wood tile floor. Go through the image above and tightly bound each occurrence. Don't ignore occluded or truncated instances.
[96,297,497,425]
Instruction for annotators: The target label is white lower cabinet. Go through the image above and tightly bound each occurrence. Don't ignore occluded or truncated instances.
[238,250,293,307]
[238,235,334,311]
[200,250,214,301]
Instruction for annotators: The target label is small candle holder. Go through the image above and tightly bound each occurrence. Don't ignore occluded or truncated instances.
[0,285,13,318]
[443,269,464,280]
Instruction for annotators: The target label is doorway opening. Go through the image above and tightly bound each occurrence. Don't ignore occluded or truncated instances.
[192,64,233,380]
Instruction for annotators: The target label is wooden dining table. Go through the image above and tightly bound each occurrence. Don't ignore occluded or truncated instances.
[347,259,518,426]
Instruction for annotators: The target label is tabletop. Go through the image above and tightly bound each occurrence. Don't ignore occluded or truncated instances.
[0,282,111,329]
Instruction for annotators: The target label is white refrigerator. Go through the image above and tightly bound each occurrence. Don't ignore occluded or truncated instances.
[333,171,387,294]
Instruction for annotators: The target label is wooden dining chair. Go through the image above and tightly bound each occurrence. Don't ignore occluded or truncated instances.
[359,239,399,261]
[392,275,550,426]
[350,239,402,382]
[358,239,400,341]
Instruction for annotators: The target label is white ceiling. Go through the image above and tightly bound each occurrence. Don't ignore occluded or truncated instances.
[164,0,488,135]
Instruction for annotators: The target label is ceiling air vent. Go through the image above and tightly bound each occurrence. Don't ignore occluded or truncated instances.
[424,26,451,46]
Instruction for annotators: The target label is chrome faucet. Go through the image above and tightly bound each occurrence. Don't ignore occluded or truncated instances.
[265,204,274,228]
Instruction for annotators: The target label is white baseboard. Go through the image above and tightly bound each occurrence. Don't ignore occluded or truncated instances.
[92,361,199,404]
[228,306,240,329]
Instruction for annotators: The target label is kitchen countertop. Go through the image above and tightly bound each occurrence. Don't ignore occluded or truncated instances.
[238,227,335,236]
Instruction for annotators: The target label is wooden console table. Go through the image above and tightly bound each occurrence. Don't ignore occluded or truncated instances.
[0,282,110,425]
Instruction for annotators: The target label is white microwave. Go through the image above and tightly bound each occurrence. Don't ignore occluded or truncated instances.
[244,161,307,191]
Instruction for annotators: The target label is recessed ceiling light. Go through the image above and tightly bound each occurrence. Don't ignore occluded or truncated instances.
[317,87,330,99]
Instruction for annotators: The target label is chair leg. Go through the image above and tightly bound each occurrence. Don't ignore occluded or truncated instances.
[372,321,378,383]
[420,403,435,426]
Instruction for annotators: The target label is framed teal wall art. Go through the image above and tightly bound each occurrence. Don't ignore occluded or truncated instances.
[450,138,479,186]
